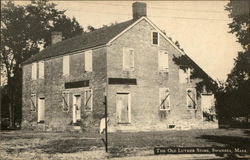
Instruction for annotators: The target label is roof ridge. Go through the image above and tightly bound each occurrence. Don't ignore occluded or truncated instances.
[22,19,134,64]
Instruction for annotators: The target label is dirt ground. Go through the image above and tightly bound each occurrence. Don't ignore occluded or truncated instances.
[0,129,249,160]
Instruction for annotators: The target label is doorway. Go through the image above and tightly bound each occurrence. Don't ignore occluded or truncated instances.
[73,94,81,124]
[116,92,131,123]
[201,94,215,121]
[38,97,45,123]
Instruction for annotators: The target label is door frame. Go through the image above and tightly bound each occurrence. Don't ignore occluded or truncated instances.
[116,91,131,123]
[37,97,45,123]
[72,94,81,124]
[201,93,214,121]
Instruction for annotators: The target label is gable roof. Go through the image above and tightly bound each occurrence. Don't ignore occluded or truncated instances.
[22,16,214,82]
[22,19,134,64]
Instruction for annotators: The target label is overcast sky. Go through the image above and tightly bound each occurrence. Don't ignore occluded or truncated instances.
[13,1,243,82]
[53,1,243,81]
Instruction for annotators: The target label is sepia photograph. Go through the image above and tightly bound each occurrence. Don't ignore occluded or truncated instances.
[0,0,249,160]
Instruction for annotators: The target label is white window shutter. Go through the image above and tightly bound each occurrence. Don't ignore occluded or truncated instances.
[38,61,44,79]
[159,51,168,72]
[85,50,92,72]
[31,94,37,111]
[159,88,170,110]
[123,48,134,71]
[187,68,191,83]
[129,49,134,69]
[84,89,92,111]
[32,62,37,80]
[179,68,186,83]
[63,55,70,75]
[187,88,197,109]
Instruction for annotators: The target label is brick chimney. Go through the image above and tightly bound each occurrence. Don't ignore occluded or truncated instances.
[132,2,147,20]
[51,32,62,44]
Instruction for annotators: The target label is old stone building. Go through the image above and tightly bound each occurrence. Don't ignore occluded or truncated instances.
[22,2,218,132]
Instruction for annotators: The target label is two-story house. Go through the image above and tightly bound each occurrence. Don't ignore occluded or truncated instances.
[22,2,218,132]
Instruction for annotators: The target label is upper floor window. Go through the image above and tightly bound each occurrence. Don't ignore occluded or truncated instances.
[84,89,93,111]
[63,55,70,76]
[159,88,170,110]
[123,47,134,71]
[85,50,92,72]
[186,88,197,110]
[31,62,37,80]
[152,31,159,45]
[179,66,191,83]
[159,50,169,72]
[38,61,44,79]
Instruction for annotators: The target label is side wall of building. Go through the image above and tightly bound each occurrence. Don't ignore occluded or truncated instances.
[22,47,107,131]
[106,19,217,132]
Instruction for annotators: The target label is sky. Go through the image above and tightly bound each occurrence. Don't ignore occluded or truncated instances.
[53,1,242,81]
[5,1,244,83]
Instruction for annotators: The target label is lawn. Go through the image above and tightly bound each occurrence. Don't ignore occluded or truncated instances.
[0,129,249,160]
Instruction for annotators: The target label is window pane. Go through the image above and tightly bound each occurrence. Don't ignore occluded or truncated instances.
[152,32,158,45]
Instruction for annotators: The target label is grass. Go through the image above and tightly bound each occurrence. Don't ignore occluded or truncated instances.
[0,129,249,159]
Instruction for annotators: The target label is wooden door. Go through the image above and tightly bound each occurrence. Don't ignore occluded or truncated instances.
[116,93,130,123]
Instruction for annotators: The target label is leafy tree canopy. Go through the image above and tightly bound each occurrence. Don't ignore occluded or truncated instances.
[0,0,83,126]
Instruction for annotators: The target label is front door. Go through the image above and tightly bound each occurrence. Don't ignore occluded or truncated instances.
[116,93,130,123]
[73,94,81,124]
[38,97,45,122]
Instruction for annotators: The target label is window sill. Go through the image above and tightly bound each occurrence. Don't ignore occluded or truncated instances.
[37,121,45,124]
[117,122,131,125]
[159,109,171,111]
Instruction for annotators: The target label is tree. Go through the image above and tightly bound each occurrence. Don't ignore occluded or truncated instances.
[1,0,83,128]
[217,0,250,121]
[225,0,250,87]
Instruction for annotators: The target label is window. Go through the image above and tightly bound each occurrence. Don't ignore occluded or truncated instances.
[123,47,134,71]
[63,55,70,76]
[116,92,131,123]
[84,89,92,111]
[159,88,170,110]
[38,61,44,79]
[30,94,37,112]
[38,97,45,123]
[186,88,197,110]
[85,50,92,72]
[158,50,169,72]
[31,62,37,80]
[179,67,191,83]
[152,31,159,45]
[62,91,70,112]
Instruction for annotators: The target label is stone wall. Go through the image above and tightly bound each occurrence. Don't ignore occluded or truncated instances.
[22,47,107,132]
[106,19,217,132]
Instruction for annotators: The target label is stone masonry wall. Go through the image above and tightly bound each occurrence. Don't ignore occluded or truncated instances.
[22,47,107,132]
[106,19,217,132]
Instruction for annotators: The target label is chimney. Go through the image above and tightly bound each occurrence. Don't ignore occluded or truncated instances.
[51,32,62,44]
[132,2,147,20]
